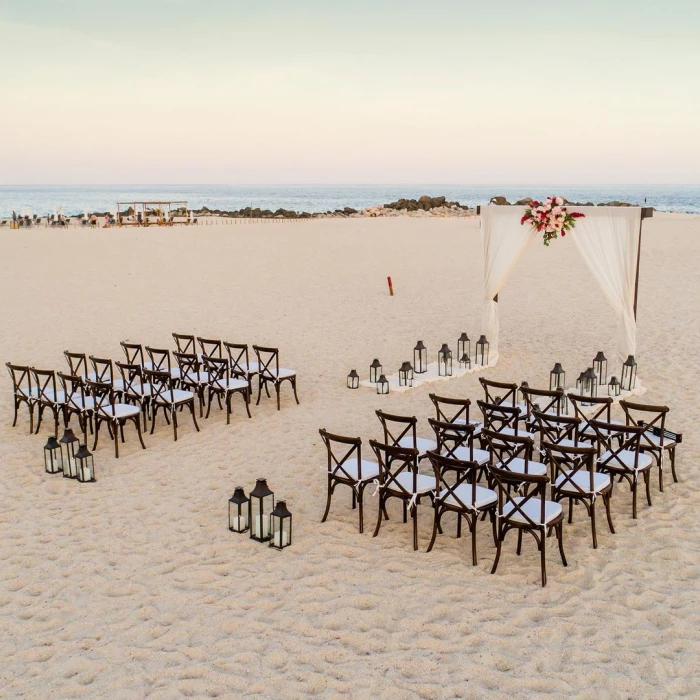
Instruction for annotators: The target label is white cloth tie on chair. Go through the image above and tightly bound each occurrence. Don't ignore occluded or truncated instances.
[407,492,418,512]
[371,478,381,497]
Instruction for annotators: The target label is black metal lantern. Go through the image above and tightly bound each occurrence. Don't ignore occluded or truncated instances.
[75,443,95,483]
[228,486,249,533]
[438,344,453,377]
[44,435,63,474]
[593,351,608,385]
[376,374,389,395]
[475,335,489,366]
[347,369,359,390]
[269,500,293,550]
[549,363,565,391]
[413,341,427,374]
[398,362,413,387]
[369,359,382,383]
[59,428,79,479]
[621,355,637,392]
[457,333,470,363]
[608,376,621,397]
[582,367,598,401]
[249,478,274,542]
[459,352,471,370]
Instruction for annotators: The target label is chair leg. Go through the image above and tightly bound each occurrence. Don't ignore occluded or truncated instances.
[321,477,333,523]
[670,447,678,483]
[658,456,664,492]
[93,419,100,451]
[135,417,146,450]
[568,497,574,524]
[189,400,200,432]
[491,528,503,575]
[456,513,462,538]
[604,493,615,533]
[150,406,158,435]
[120,423,125,443]
[226,393,232,425]
[412,504,418,551]
[243,390,251,418]
[275,382,281,411]
[645,470,652,506]
[292,377,299,405]
[516,529,523,556]
[557,523,567,566]
[358,486,365,534]
[632,476,638,519]
[35,405,44,434]
[12,399,18,427]
[426,508,440,552]
[351,490,356,510]
[113,421,120,458]
[402,501,407,524]
[172,409,178,441]
[590,499,598,549]
[373,495,384,538]
[256,376,262,406]
[540,535,547,587]
[471,515,478,566]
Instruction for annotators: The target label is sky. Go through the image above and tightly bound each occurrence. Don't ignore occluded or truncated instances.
[0,0,699,184]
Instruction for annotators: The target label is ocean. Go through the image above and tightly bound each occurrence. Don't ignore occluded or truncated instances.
[1,184,699,218]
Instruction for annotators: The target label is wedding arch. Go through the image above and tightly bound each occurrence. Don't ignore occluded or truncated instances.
[477,204,654,366]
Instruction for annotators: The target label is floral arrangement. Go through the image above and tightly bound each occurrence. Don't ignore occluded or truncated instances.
[520,196,585,246]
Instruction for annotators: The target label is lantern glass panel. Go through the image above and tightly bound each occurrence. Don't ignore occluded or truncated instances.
[44,436,63,474]
[475,336,489,366]
[377,375,389,394]
[60,428,80,479]
[249,478,274,541]
[75,444,95,483]
[459,353,471,369]
[413,341,427,374]
[369,360,382,383]
[347,370,359,389]
[549,363,565,391]
[457,333,470,363]
[438,344,453,377]
[608,376,621,397]
[398,362,413,387]
[593,352,608,385]
[621,355,637,392]
[228,487,249,532]
[269,500,292,549]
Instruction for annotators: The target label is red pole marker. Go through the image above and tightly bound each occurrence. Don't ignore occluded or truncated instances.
[387,276,394,296]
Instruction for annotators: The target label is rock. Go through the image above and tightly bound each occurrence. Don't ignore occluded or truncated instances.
[489,196,510,205]
[598,201,633,207]
[343,207,358,215]
[514,198,533,206]
[431,196,446,207]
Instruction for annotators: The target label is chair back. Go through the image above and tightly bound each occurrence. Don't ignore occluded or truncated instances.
[490,464,550,528]
[521,386,566,418]
[428,393,472,425]
[172,333,196,355]
[532,410,580,447]
[31,368,59,404]
[203,355,229,385]
[120,342,146,367]
[116,362,145,400]
[375,409,417,449]
[198,337,222,359]
[6,362,33,401]
[426,450,481,512]
[427,418,476,460]
[224,342,250,377]
[541,442,598,496]
[368,440,421,497]
[87,380,115,417]
[90,356,115,385]
[253,345,280,380]
[568,394,612,440]
[64,351,89,379]
[146,347,172,374]
[319,429,366,482]
[590,420,645,472]
[479,377,518,407]
[619,400,671,451]
[143,369,174,404]
[477,400,520,435]
[174,352,201,383]
[481,428,535,472]
[58,372,88,412]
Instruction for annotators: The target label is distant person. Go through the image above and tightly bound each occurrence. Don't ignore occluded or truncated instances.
[90,214,97,227]
[12,210,16,222]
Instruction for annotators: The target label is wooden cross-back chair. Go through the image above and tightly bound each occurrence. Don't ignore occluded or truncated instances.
[64,351,95,381]
[172,333,196,355]
[225,342,259,394]
[567,394,618,445]
[428,393,481,432]
[590,420,653,519]
[619,400,679,492]
[375,409,437,460]
[252,345,299,411]
[479,377,528,420]
[425,450,497,565]
[202,355,251,424]
[369,440,432,551]
[319,429,379,533]
[143,369,200,441]
[531,410,582,453]
[489,464,566,587]
[481,428,546,477]
[31,368,65,437]
[87,380,146,458]
[120,342,150,370]
[542,441,614,549]
[427,418,490,469]
[520,386,567,431]
[197,337,222,359]
[116,362,150,430]
[89,356,125,396]
[58,372,94,437]
[146,347,180,381]
[174,352,208,416]
[476,400,535,444]
[6,362,35,433]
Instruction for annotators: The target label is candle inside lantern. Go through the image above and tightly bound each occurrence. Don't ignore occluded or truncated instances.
[271,528,290,548]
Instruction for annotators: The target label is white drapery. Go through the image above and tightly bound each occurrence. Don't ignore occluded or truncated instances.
[480,205,642,364]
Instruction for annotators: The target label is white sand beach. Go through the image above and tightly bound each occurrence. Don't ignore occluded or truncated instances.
[1,213,699,697]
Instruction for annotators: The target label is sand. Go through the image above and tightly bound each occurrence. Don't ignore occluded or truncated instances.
[1,213,699,698]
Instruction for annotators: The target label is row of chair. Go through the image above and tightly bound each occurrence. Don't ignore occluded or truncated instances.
[319,384,680,586]
[7,336,299,458]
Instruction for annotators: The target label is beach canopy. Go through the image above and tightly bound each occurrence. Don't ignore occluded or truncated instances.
[479,205,652,365]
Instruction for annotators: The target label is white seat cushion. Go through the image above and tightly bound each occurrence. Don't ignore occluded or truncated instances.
[264,368,295,379]
[130,383,152,397]
[389,472,435,495]
[157,388,194,404]
[446,418,482,436]
[451,445,491,466]
[67,396,95,411]
[32,388,66,404]
[439,483,497,510]
[183,371,208,385]
[214,378,249,391]
[497,426,536,440]
[582,419,624,436]
[398,436,438,454]
[99,403,140,419]
[169,368,182,379]
[238,362,259,374]
[328,459,379,482]
[643,432,676,449]
[555,470,611,495]
[503,497,562,525]
[495,457,547,476]
[598,450,653,471]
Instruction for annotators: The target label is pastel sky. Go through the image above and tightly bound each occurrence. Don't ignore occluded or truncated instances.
[1,0,698,184]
